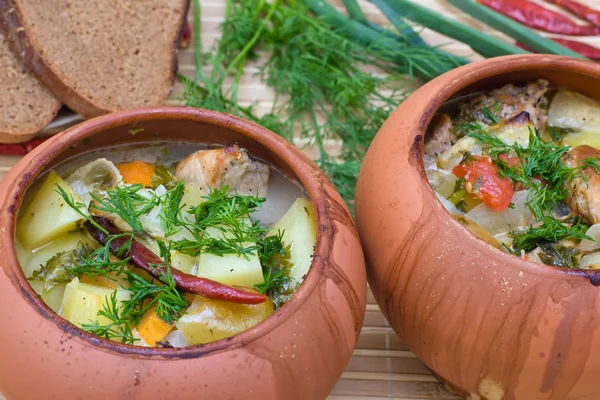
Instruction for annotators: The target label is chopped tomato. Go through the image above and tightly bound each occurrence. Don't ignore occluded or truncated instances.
[499,153,520,168]
[452,155,514,212]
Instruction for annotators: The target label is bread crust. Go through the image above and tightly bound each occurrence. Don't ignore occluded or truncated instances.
[0,0,190,118]
[0,9,60,142]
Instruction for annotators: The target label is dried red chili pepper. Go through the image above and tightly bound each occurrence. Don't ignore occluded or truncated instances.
[0,137,49,155]
[548,0,600,29]
[86,216,268,305]
[179,21,191,49]
[479,0,600,35]
[517,38,600,60]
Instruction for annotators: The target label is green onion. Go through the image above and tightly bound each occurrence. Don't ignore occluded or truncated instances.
[370,0,426,47]
[343,0,368,23]
[371,0,528,58]
[369,0,470,64]
[302,0,467,81]
[448,0,588,60]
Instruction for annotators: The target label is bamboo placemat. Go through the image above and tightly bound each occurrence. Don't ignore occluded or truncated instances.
[1,1,600,399]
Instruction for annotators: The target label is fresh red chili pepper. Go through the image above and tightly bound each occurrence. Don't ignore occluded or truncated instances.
[548,0,600,29]
[452,155,515,212]
[517,38,600,60]
[0,137,49,155]
[478,0,600,35]
[86,216,268,305]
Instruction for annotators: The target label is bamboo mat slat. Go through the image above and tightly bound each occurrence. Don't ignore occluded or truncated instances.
[2,1,600,399]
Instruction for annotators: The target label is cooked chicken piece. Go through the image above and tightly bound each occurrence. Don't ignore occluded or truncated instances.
[424,114,456,167]
[563,145,600,224]
[456,79,549,131]
[175,146,270,196]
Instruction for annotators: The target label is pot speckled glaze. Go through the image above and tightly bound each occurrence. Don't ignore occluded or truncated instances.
[355,55,600,400]
[0,107,367,400]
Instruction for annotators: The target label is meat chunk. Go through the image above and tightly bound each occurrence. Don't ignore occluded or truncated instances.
[424,114,456,166]
[563,145,600,224]
[175,146,270,196]
[456,79,549,131]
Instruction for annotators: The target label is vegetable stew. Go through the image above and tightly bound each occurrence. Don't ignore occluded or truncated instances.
[425,80,600,269]
[15,143,316,347]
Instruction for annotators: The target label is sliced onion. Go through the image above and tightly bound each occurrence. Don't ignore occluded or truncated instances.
[465,191,533,236]
[580,224,600,251]
[580,252,600,269]
[66,158,122,206]
[427,169,457,199]
[163,330,190,348]
[524,247,543,264]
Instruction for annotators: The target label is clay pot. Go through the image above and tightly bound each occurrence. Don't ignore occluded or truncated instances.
[355,55,600,400]
[0,107,366,399]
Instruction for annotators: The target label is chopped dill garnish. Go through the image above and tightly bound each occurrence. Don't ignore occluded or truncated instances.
[81,291,138,345]
[511,217,590,254]
[480,101,502,124]
[255,231,295,308]
[169,186,268,258]
[66,234,133,280]
[91,184,157,233]
[463,124,574,219]
[159,181,186,237]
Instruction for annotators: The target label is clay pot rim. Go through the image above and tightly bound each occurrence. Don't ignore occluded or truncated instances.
[416,54,600,285]
[2,106,331,359]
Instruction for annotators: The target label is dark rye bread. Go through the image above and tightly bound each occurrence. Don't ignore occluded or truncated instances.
[0,28,60,142]
[1,0,189,118]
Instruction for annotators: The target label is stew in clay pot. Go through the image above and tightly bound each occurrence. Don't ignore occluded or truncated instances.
[0,107,367,399]
[356,55,600,400]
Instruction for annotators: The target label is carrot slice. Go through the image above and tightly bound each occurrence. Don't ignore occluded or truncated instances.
[117,161,155,187]
[136,308,173,346]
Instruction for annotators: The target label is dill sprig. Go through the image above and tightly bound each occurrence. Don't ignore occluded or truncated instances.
[255,231,295,308]
[66,234,133,280]
[168,186,268,257]
[159,180,186,237]
[179,0,415,211]
[91,184,157,233]
[511,217,590,254]
[81,291,138,345]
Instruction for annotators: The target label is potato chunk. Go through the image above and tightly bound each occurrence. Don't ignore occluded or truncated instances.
[548,90,600,134]
[176,293,274,345]
[196,225,264,288]
[268,198,317,283]
[22,232,94,278]
[17,170,86,248]
[60,278,131,329]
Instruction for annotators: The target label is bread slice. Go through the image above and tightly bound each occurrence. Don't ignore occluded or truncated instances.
[1,0,189,118]
[0,29,60,143]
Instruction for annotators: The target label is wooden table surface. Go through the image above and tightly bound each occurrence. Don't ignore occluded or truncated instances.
[2,0,600,399]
